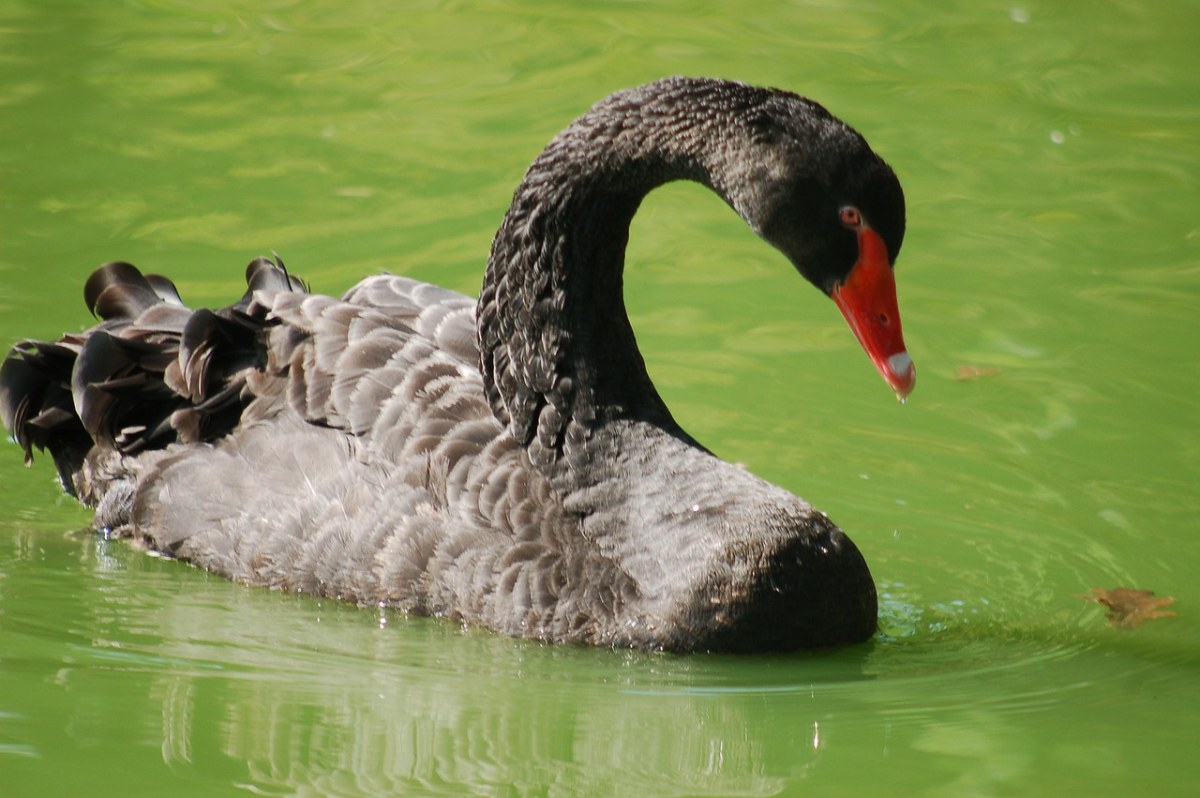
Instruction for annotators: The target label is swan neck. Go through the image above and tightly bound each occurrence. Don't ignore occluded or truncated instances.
[478,99,735,467]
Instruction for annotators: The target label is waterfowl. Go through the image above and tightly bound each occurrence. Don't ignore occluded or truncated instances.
[1,77,912,652]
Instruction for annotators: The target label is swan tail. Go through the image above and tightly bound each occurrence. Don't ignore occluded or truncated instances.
[0,257,305,497]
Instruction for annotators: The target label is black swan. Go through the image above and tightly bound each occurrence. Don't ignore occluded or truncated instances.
[0,77,913,652]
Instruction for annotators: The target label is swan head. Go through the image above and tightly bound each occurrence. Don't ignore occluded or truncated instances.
[739,105,914,400]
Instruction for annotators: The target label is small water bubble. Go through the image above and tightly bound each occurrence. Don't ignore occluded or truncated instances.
[1049,130,1066,145]
[1010,7,1030,23]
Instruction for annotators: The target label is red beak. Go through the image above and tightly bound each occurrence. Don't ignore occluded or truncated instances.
[830,227,916,401]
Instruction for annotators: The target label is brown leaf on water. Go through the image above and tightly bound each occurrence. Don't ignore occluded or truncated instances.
[1078,587,1176,629]
[955,365,1001,381]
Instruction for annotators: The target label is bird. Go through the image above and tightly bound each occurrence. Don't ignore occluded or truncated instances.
[0,77,913,653]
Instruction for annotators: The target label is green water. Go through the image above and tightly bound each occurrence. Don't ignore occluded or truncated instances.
[2,1,1198,795]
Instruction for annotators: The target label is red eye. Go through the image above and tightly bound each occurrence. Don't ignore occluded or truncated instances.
[840,206,862,228]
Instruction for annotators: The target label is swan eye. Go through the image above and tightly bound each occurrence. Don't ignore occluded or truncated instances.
[839,206,862,228]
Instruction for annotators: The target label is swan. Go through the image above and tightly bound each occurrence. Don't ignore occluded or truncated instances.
[0,77,913,652]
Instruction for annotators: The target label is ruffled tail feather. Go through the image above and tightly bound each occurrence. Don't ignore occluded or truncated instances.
[0,257,306,498]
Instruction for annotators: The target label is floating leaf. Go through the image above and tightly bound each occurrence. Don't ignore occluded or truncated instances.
[955,365,1001,381]
[1078,587,1176,629]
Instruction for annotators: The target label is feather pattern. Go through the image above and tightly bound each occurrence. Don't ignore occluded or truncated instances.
[0,77,909,651]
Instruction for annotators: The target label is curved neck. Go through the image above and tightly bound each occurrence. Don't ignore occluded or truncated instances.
[478,84,750,471]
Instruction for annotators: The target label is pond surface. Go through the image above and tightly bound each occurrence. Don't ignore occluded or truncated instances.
[1,1,1197,795]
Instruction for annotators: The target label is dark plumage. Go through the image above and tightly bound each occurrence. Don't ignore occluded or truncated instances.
[1,77,913,652]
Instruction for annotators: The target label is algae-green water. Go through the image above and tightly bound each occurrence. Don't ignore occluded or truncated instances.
[1,2,1197,795]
